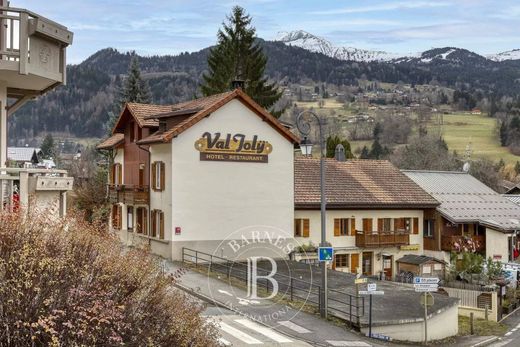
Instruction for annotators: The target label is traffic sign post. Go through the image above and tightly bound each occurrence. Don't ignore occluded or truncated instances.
[359,285,384,338]
[413,277,439,343]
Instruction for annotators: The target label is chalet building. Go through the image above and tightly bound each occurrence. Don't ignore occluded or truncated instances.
[98,89,298,260]
[293,158,440,279]
[7,147,42,167]
[403,171,520,263]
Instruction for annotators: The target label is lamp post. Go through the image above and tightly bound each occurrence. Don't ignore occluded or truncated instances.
[296,110,328,319]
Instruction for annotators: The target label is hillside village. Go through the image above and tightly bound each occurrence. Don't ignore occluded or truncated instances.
[2,1,520,347]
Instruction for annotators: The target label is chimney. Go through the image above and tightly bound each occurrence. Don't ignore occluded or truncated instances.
[231,78,245,90]
[334,144,346,162]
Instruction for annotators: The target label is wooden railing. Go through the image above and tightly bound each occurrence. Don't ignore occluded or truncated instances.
[441,235,485,252]
[423,237,438,251]
[108,184,149,205]
[355,231,410,248]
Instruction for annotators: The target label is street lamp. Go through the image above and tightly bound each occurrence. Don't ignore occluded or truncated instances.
[295,110,328,319]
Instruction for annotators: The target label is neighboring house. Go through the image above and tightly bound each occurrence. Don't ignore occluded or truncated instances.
[403,171,520,263]
[97,89,298,260]
[7,147,42,167]
[294,157,440,279]
[505,195,520,207]
[506,183,520,195]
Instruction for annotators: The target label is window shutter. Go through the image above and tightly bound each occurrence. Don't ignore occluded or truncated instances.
[151,210,156,237]
[350,218,356,236]
[151,162,157,190]
[160,162,165,191]
[110,165,115,184]
[303,219,310,237]
[334,219,340,236]
[117,205,122,229]
[117,164,122,185]
[294,219,301,237]
[159,211,164,239]
[394,218,399,232]
[413,218,419,234]
[143,209,148,235]
[378,219,384,232]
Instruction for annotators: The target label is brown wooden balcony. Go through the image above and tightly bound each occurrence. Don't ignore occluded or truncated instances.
[441,235,485,253]
[355,231,410,248]
[108,184,149,205]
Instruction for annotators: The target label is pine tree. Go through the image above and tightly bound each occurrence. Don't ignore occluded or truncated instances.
[41,134,56,159]
[104,111,118,137]
[200,6,282,116]
[360,146,370,159]
[117,56,151,109]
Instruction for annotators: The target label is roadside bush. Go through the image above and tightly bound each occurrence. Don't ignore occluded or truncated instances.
[0,210,219,346]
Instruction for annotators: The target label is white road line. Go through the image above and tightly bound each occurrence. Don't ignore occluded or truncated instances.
[490,339,512,347]
[278,321,312,333]
[326,341,372,347]
[219,322,263,345]
[235,319,292,343]
[516,323,520,328]
[505,331,512,336]
[218,289,233,296]
[511,328,517,332]
[218,337,231,346]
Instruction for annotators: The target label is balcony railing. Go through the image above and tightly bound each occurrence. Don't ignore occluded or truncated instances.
[108,184,149,205]
[441,235,485,253]
[355,231,410,248]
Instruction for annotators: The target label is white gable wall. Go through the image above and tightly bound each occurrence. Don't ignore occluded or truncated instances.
[170,99,295,260]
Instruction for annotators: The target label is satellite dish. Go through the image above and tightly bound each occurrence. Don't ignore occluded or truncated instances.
[463,162,470,172]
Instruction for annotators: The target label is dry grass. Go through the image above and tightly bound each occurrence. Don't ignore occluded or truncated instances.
[458,315,508,336]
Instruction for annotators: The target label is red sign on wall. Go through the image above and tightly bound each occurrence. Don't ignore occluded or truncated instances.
[175,227,181,235]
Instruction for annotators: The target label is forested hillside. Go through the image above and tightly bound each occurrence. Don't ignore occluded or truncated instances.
[8,40,520,143]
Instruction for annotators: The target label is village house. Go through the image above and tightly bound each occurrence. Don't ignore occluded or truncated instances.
[97,89,298,260]
[7,147,42,167]
[293,157,440,279]
[403,171,520,263]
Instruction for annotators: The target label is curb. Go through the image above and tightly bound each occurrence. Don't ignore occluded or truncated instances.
[470,336,499,347]
[499,305,520,323]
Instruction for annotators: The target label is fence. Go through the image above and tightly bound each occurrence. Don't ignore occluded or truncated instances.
[182,247,365,326]
[441,286,498,321]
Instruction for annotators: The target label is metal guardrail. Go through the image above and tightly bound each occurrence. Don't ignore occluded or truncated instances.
[182,247,364,325]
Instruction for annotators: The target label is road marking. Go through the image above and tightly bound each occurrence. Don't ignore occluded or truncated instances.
[490,339,512,347]
[511,328,517,332]
[505,331,512,336]
[326,341,372,347]
[218,337,231,346]
[219,322,263,345]
[235,319,292,343]
[278,321,312,333]
[218,289,233,296]
[516,323,520,328]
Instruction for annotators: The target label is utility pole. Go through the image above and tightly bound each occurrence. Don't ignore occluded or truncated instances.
[424,292,428,343]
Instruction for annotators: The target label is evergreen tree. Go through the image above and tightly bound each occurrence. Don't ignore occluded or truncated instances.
[200,6,283,116]
[117,56,151,109]
[500,121,508,146]
[359,146,370,159]
[41,134,56,159]
[326,135,354,159]
[104,111,118,137]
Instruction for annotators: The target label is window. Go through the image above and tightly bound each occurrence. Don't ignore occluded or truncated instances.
[335,254,349,268]
[334,218,351,236]
[111,204,122,230]
[424,219,435,237]
[378,218,392,232]
[151,161,165,191]
[151,210,165,239]
[294,219,310,237]
[393,217,417,233]
[136,207,148,234]
[127,206,134,232]
[111,163,122,185]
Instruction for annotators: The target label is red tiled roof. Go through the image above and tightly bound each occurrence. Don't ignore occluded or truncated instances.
[295,157,439,209]
[96,133,124,150]
[137,89,299,145]
[126,103,174,128]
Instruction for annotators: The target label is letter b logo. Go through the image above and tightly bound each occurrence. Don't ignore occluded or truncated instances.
[247,257,278,300]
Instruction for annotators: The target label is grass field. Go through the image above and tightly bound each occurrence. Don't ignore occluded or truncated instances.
[439,113,520,164]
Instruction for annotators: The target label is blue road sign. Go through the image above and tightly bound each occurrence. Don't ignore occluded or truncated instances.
[318,247,334,262]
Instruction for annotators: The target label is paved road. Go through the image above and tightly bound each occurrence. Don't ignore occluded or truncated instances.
[489,309,520,347]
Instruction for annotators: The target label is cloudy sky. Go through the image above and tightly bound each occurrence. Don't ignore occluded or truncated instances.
[13,0,520,63]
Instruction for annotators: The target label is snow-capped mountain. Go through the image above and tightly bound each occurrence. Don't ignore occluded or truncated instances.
[487,49,520,62]
[275,30,409,62]
[395,47,490,66]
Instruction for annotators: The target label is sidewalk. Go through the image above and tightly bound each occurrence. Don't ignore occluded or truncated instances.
[164,260,387,347]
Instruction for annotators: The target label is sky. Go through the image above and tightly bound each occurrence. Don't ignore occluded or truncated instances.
[13,0,520,64]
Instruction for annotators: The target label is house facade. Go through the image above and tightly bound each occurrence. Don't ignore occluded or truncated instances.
[98,89,298,260]
[293,158,440,279]
[403,171,520,263]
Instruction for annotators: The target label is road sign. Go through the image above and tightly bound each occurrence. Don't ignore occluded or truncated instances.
[414,287,438,292]
[318,247,333,262]
[414,277,440,284]
[355,278,367,284]
[367,332,392,341]
[368,283,377,292]
[414,283,439,290]
[420,292,435,307]
[359,290,385,295]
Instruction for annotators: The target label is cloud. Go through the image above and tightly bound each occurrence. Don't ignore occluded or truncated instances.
[311,1,452,15]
